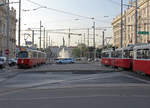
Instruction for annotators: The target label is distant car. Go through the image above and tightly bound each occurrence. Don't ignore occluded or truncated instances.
[76,58,81,61]
[0,57,7,68]
[94,58,100,62]
[8,58,17,66]
[88,58,93,62]
[56,58,75,64]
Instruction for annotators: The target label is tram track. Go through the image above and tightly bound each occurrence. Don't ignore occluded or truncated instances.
[0,71,122,96]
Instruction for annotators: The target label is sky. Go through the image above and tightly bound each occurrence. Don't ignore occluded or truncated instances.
[9,0,129,47]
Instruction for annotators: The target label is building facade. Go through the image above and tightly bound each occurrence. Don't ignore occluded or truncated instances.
[0,0,17,58]
[112,0,150,48]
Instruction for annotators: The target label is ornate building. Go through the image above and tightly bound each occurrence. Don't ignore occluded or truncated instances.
[112,0,150,48]
[0,0,17,58]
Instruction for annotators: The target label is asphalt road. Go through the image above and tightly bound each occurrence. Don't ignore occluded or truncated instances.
[0,86,150,108]
[0,63,150,108]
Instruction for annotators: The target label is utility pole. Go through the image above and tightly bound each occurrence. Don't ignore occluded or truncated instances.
[32,30,34,47]
[68,28,70,47]
[102,31,105,47]
[93,21,96,60]
[39,21,42,49]
[87,28,89,46]
[147,0,149,42]
[135,0,138,44]
[46,31,48,48]
[84,33,86,45]
[18,0,21,47]
[6,0,10,62]
[43,28,46,50]
[120,0,123,48]
[49,35,50,47]
[124,11,127,46]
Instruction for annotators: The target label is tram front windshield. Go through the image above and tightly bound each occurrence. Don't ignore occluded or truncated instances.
[18,51,28,58]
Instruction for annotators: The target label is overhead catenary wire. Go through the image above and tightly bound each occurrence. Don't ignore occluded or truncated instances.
[25,0,113,23]
[107,0,120,6]
[25,0,93,20]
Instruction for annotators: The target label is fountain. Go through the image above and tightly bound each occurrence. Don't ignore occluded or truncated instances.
[58,48,71,58]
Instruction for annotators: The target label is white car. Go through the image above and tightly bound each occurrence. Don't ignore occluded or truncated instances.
[8,58,17,66]
[0,57,7,68]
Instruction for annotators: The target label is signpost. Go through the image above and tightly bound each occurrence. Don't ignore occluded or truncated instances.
[138,31,149,35]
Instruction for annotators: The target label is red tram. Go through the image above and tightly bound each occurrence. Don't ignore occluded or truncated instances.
[17,49,46,68]
[115,46,133,69]
[101,44,150,75]
[101,45,133,69]
[101,50,114,66]
[133,44,150,75]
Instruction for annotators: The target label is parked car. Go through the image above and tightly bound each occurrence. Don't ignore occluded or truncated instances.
[56,58,75,64]
[8,58,17,66]
[0,57,7,68]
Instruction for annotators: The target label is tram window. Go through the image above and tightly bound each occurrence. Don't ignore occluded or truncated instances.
[38,53,41,58]
[115,51,122,58]
[33,52,38,58]
[111,52,115,58]
[143,49,150,59]
[102,52,109,58]
[137,49,150,59]
[28,51,32,58]
[130,51,133,58]
[123,50,133,58]
[18,51,28,58]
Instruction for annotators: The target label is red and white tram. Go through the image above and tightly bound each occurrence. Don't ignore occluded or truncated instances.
[115,46,133,69]
[101,50,114,66]
[101,45,134,69]
[133,44,150,75]
[17,49,46,68]
[101,44,150,76]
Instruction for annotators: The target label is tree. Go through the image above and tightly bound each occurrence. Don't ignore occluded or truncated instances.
[72,44,89,58]
[72,48,81,58]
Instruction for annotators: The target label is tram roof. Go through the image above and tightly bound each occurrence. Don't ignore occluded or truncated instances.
[20,48,46,54]
[102,49,113,53]
[133,44,150,50]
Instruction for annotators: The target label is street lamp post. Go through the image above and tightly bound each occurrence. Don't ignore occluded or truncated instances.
[135,0,138,44]
[102,29,107,47]
[39,21,44,49]
[120,0,123,48]
[92,21,96,60]
[32,30,34,47]
[18,0,21,47]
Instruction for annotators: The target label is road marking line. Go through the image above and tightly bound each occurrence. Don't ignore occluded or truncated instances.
[123,74,150,84]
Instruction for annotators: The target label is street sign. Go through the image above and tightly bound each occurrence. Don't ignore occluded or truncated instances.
[5,49,9,55]
[138,31,149,35]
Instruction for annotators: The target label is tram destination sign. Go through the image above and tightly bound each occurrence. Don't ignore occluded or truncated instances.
[138,31,149,35]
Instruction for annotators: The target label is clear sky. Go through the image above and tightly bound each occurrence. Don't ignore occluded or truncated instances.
[10,0,128,47]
